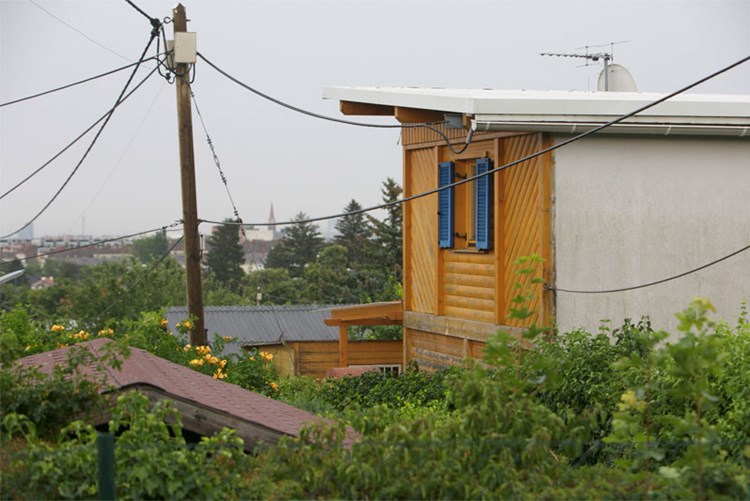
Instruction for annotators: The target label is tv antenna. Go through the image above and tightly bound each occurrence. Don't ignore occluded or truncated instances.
[540,42,632,91]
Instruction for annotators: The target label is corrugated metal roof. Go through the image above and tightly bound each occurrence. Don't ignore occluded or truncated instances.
[17,338,352,446]
[165,305,342,354]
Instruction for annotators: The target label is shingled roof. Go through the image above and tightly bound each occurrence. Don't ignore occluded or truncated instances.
[17,338,353,449]
[165,305,343,354]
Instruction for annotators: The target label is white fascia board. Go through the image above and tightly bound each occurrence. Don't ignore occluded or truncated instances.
[322,86,750,122]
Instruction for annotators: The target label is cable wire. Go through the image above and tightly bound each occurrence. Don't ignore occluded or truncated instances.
[5,222,182,263]
[122,0,161,36]
[0,64,160,203]
[0,57,157,108]
[27,0,132,62]
[201,53,750,230]
[0,34,159,240]
[95,236,184,320]
[196,52,473,155]
[66,78,168,234]
[189,85,246,237]
[550,242,750,294]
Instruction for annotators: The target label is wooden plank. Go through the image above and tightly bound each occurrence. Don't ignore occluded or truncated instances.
[339,325,348,367]
[403,310,523,342]
[297,342,339,354]
[443,251,495,265]
[443,261,494,276]
[494,137,506,324]
[340,101,394,116]
[442,305,496,324]
[443,283,495,300]
[541,133,555,328]
[328,301,403,322]
[395,106,444,123]
[443,272,496,289]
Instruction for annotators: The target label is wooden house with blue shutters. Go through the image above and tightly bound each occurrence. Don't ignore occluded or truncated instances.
[322,87,750,370]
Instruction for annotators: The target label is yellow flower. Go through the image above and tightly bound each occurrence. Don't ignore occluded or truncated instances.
[189,358,204,367]
[219,359,227,368]
[618,389,646,412]
[51,324,65,332]
[248,355,255,362]
[160,318,168,328]
[24,345,31,351]
[98,328,114,337]
[222,335,232,342]
[260,351,273,362]
[196,345,212,356]
[56,342,68,349]
[270,382,279,392]
[213,368,227,379]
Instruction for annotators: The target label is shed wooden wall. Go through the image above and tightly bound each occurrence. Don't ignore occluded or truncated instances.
[289,340,403,378]
[402,125,553,369]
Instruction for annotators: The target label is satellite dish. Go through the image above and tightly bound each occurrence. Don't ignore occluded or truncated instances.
[598,63,637,92]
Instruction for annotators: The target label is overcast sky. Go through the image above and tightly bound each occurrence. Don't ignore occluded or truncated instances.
[1,0,749,239]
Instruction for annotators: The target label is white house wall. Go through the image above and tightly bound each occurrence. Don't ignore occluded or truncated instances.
[553,135,750,336]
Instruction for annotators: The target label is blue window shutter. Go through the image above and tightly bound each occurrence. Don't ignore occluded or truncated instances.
[438,161,454,249]
[475,158,493,250]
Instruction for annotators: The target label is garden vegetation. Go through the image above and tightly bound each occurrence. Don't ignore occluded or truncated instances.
[1,296,749,499]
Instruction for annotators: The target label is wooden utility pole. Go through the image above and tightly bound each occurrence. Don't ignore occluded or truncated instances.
[173,4,205,346]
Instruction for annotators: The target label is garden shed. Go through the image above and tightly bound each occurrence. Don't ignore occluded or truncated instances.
[323,87,750,370]
[166,305,402,378]
[17,338,349,450]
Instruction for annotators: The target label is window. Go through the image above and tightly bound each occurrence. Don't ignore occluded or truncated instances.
[438,158,493,250]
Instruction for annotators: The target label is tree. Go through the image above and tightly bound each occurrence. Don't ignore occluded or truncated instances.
[367,178,403,282]
[334,199,373,269]
[243,268,300,305]
[302,244,360,304]
[205,219,245,291]
[132,230,169,264]
[265,212,324,278]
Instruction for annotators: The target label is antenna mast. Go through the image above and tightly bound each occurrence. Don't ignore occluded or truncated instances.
[540,50,612,90]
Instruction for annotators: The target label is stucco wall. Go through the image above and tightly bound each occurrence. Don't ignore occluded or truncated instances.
[553,135,750,336]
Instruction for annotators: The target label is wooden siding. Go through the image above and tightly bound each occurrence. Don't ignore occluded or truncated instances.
[295,342,339,379]
[442,251,495,323]
[292,341,402,378]
[348,341,403,366]
[405,327,465,372]
[405,147,439,314]
[501,133,549,328]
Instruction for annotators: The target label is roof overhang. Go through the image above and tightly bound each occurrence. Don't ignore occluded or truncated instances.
[323,87,750,137]
[324,301,403,327]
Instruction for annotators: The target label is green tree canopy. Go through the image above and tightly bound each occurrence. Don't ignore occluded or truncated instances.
[302,244,360,304]
[205,219,245,291]
[265,213,324,278]
[334,199,374,269]
[367,177,403,281]
[132,230,169,264]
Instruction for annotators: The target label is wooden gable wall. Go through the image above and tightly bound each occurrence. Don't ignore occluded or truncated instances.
[401,124,553,369]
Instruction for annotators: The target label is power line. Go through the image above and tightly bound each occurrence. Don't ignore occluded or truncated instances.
[0,35,160,240]
[201,53,750,230]
[196,52,474,155]
[550,243,750,294]
[189,85,246,237]
[0,57,158,108]
[0,64,160,202]
[2,222,182,263]
[95,235,184,321]
[27,0,132,62]
[66,79,168,234]
[122,0,162,36]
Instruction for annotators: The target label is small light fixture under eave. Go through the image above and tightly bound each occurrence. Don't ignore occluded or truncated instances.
[444,113,464,129]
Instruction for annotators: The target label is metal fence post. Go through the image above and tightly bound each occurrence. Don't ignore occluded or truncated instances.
[97,432,115,500]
